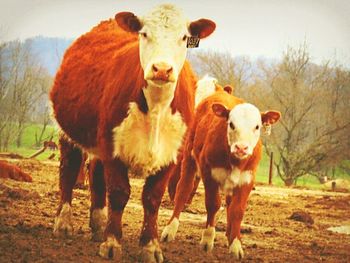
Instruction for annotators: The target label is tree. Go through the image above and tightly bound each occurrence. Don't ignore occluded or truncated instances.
[188,50,251,96]
[0,39,52,150]
[249,45,350,185]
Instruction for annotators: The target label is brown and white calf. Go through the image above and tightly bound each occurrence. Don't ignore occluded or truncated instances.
[50,4,215,262]
[161,88,280,259]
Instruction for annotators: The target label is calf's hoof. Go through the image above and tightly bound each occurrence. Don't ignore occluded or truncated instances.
[99,236,122,260]
[53,203,73,238]
[229,238,244,260]
[90,207,107,242]
[160,218,179,242]
[200,226,216,252]
[142,239,164,263]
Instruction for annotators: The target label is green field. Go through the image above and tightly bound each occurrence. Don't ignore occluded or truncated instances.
[5,124,349,189]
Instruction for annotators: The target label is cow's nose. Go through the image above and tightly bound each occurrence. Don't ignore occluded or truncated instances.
[234,144,248,153]
[152,62,173,81]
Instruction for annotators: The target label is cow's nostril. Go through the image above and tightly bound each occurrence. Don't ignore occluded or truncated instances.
[152,64,159,72]
[166,67,173,74]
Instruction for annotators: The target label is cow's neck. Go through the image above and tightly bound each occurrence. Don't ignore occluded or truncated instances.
[142,82,177,153]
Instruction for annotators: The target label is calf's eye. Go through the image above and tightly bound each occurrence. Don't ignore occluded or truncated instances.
[255,125,260,130]
[229,122,235,130]
[182,35,187,41]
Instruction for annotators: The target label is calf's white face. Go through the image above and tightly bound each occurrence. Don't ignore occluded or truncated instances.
[212,103,281,159]
[115,4,216,88]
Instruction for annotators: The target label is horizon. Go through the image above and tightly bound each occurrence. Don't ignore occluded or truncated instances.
[1,0,350,67]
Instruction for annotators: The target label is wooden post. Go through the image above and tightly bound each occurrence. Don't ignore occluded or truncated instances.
[268,152,273,185]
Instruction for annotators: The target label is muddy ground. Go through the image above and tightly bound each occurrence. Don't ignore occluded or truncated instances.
[0,158,349,263]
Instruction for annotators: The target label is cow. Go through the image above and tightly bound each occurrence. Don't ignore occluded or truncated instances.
[161,87,280,260]
[50,4,215,262]
[43,140,58,151]
[0,160,32,182]
[167,76,233,204]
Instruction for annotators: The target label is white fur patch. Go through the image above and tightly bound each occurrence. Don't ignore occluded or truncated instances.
[160,218,179,242]
[113,102,186,177]
[229,238,244,260]
[90,207,107,241]
[142,239,164,263]
[212,168,252,193]
[200,226,216,251]
[53,203,73,237]
[195,75,217,108]
[99,235,122,259]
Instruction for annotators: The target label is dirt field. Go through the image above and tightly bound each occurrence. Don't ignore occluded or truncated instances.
[0,158,349,263]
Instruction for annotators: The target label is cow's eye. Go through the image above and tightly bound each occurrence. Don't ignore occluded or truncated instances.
[140,32,147,38]
[182,35,187,41]
[229,122,235,130]
[255,125,260,130]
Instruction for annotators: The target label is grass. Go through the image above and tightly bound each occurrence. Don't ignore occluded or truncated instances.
[5,123,349,189]
[7,123,59,161]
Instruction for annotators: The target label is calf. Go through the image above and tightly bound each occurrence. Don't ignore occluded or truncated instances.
[0,160,32,182]
[161,89,280,259]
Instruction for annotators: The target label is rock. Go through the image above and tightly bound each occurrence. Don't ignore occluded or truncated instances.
[289,210,314,225]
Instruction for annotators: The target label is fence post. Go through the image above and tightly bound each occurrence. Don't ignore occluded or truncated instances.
[268,152,274,185]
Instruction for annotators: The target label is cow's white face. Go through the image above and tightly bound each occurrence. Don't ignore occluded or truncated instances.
[212,103,281,160]
[115,4,215,89]
[227,103,262,159]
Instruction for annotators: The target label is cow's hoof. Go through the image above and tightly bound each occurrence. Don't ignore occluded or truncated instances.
[160,218,179,242]
[229,238,244,260]
[53,203,73,238]
[99,236,122,260]
[200,226,215,252]
[90,207,107,242]
[142,239,164,263]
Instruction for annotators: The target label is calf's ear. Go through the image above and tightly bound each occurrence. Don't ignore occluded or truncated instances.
[261,111,281,125]
[115,12,143,33]
[212,103,229,119]
[189,19,216,39]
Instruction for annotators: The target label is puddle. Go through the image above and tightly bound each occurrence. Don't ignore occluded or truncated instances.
[327,225,350,235]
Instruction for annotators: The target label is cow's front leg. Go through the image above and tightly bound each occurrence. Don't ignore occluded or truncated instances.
[226,183,253,260]
[140,167,170,263]
[98,159,130,260]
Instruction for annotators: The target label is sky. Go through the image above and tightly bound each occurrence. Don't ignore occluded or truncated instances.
[1,0,350,67]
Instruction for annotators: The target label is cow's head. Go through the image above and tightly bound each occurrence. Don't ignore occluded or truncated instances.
[212,103,281,159]
[115,4,215,88]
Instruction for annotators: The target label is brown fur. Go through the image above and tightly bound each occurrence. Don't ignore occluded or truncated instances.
[167,89,265,246]
[0,160,32,182]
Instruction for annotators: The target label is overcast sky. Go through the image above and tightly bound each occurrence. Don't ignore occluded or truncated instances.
[1,0,349,67]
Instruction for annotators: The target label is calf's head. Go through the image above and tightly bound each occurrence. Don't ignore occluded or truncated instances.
[212,103,280,159]
[115,4,215,87]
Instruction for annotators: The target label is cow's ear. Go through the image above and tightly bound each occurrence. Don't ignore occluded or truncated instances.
[212,103,229,119]
[115,12,143,33]
[189,19,216,39]
[261,111,281,125]
[224,85,234,94]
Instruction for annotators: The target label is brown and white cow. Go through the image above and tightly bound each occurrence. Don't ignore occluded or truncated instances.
[161,88,280,260]
[50,4,215,262]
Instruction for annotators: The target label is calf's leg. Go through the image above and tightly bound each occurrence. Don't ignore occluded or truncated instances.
[226,183,253,260]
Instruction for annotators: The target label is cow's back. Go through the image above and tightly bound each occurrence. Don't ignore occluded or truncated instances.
[50,20,139,148]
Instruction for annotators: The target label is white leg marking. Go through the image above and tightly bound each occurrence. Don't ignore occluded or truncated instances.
[160,218,179,242]
[99,235,122,259]
[229,238,244,260]
[53,203,73,237]
[142,239,164,263]
[200,226,216,252]
[90,207,107,241]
